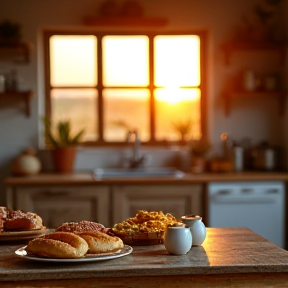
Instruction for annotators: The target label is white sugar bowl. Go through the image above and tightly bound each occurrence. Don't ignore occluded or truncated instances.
[181,215,206,246]
[164,223,192,255]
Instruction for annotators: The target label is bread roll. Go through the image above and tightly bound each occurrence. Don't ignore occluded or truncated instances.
[55,220,107,233]
[26,232,88,259]
[0,207,7,232]
[4,210,43,231]
[77,230,124,254]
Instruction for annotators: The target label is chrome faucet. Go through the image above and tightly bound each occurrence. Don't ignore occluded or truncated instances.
[126,130,145,168]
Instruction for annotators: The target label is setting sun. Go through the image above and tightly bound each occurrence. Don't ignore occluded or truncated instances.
[155,87,200,104]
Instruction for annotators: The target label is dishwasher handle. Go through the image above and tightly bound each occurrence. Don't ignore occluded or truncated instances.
[211,190,278,204]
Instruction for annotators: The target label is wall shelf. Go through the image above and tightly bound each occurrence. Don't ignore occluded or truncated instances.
[0,41,32,63]
[221,41,287,65]
[221,40,287,116]
[223,90,287,117]
[0,91,34,117]
[83,17,168,27]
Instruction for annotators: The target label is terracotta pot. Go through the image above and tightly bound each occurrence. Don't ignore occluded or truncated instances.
[52,147,76,174]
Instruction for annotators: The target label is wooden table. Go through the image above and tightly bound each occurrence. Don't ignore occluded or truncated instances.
[1,228,288,288]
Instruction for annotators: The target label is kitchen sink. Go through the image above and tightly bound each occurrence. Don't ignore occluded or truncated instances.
[93,167,185,179]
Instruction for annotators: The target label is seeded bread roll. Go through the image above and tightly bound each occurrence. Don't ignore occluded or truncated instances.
[4,210,43,231]
[55,220,108,233]
[77,230,124,254]
[26,232,88,259]
[0,207,8,232]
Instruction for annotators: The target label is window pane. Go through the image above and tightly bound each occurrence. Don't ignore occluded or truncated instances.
[50,35,97,87]
[102,36,149,87]
[155,88,201,141]
[103,89,150,141]
[51,89,98,141]
[154,35,200,87]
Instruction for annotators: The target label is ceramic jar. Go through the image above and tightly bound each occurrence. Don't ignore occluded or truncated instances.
[12,148,41,176]
[164,224,192,255]
[181,215,206,246]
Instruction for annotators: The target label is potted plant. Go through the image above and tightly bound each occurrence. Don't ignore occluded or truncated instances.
[189,138,211,173]
[171,119,193,144]
[43,117,85,173]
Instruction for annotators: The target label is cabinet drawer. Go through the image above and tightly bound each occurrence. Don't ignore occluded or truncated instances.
[111,184,203,225]
[14,186,110,228]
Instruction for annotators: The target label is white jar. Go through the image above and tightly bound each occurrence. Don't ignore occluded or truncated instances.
[164,225,192,255]
[12,148,41,176]
[181,215,206,246]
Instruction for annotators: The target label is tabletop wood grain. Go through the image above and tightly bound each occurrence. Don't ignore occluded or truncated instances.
[1,228,288,287]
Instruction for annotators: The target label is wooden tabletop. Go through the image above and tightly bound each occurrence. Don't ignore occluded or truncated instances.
[1,228,288,287]
[5,171,288,186]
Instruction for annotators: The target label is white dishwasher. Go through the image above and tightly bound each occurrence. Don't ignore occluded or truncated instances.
[207,181,285,248]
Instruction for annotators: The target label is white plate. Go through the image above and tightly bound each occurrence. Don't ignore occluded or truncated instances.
[15,245,133,263]
[0,228,52,241]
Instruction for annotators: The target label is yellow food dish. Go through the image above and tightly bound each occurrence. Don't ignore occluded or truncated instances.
[112,210,177,235]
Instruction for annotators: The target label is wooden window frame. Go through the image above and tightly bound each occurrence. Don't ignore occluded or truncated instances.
[43,29,208,147]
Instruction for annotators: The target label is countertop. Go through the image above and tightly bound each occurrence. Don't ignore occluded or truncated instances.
[5,171,288,186]
[1,228,288,287]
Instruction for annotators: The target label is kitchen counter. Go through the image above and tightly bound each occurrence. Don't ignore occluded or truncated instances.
[5,171,288,186]
[1,228,288,287]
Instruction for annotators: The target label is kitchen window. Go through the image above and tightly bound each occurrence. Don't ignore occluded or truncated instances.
[43,30,207,146]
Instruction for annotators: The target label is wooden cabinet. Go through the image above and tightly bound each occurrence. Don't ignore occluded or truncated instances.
[111,184,203,225]
[12,185,110,228]
[5,177,205,228]
[221,41,287,116]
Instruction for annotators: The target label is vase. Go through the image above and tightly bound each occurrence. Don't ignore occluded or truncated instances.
[52,147,76,174]
[164,226,192,255]
[12,148,41,176]
[181,215,206,246]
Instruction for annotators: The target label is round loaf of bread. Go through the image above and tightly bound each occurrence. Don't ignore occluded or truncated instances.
[26,232,89,259]
[77,230,124,254]
[4,210,43,231]
[55,220,107,233]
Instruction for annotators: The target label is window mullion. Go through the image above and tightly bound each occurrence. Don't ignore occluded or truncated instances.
[98,34,104,143]
[149,35,155,142]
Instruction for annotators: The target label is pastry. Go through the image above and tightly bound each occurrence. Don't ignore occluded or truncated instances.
[4,210,43,231]
[77,230,124,254]
[55,220,108,233]
[26,232,88,259]
[0,207,7,232]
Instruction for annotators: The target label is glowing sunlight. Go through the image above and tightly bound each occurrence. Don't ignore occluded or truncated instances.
[49,33,202,142]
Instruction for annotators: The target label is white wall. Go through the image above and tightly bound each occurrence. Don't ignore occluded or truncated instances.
[0,0,287,204]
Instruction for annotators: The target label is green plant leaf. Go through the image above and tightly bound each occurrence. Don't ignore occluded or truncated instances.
[42,117,85,148]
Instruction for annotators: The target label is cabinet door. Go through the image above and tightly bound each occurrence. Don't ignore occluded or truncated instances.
[15,186,110,228]
[111,184,203,225]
